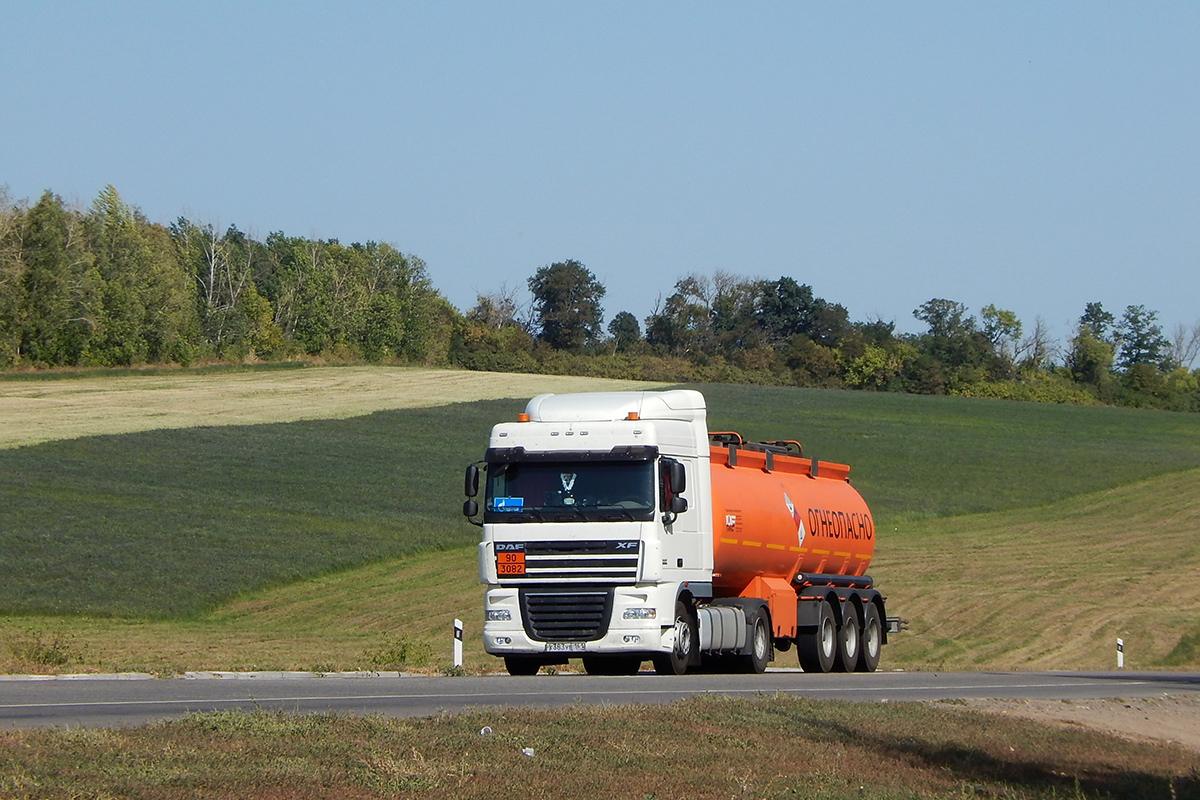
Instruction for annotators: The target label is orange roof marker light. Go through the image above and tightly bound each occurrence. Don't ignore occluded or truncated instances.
[517,412,530,422]
[626,411,639,420]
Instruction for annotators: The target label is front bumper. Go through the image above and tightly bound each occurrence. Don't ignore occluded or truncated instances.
[482,584,676,656]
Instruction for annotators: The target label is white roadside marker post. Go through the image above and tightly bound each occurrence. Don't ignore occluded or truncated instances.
[454,619,464,668]
[1117,637,1124,670]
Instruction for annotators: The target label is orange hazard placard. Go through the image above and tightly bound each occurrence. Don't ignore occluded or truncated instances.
[497,551,525,575]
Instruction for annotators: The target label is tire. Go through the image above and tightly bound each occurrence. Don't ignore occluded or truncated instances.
[583,655,643,675]
[796,599,837,673]
[653,599,696,675]
[736,608,771,674]
[856,604,882,673]
[833,604,861,673]
[504,657,540,676]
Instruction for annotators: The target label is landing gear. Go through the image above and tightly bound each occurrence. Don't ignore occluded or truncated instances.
[653,599,697,675]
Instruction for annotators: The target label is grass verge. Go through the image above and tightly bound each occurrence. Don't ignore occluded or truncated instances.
[1,696,1196,799]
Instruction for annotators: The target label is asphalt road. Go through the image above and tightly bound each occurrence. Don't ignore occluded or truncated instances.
[2,669,1198,730]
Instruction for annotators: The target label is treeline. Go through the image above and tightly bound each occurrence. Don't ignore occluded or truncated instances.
[1,188,455,367]
[3,187,1198,412]
[464,263,1199,411]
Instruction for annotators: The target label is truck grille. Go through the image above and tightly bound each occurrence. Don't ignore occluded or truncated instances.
[521,588,613,641]
[515,540,641,584]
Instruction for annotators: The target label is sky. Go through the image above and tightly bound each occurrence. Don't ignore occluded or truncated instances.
[3,2,1197,342]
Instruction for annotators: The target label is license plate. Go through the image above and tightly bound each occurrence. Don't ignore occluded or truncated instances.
[544,642,586,652]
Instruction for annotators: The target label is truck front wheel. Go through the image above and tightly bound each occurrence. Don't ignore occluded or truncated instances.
[504,657,541,676]
[653,599,696,675]
[583,655,643,675]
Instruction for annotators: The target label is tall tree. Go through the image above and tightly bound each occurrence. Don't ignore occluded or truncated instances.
[0,190,27,366]
[644,274,713,356]
[1067,328,1114,388]
[20,191,100,365]
[910,298,993,382]
[1114,304,1169,371]
[709,271,763,355]
[913,298,974,340]
[1015,316,1054,370]
[980,304,1022,363]
[1079,301,1116,343]
[1169,321,1200,371]
[607,311,641,353]
[468,285,525,330]
[527,259,605,351]
[756,277,847,348]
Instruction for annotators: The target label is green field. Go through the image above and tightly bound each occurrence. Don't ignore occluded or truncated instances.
[1,373,1199,674]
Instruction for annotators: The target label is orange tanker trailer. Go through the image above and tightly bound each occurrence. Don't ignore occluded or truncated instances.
[706,432,885,673]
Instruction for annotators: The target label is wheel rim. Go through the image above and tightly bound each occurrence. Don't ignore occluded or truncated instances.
[753,619,768,661]
[844,621,859,659]
[865,619,881,657]
[819,617,835,658]
[674,616,692,657]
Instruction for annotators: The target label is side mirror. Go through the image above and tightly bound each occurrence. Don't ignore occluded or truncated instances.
[463,499,479,518]
[668,461,686,494]
[464,464,480,498]
[669,496,688,514]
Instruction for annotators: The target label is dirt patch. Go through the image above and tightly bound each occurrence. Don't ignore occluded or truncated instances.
[0,367,664,448]
[957,694,1200,752]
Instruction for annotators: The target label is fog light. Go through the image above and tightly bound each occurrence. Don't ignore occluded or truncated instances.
[486,610,512,621]
[623,635,641,644]
[623,608,656,620]
[494,636,512,645]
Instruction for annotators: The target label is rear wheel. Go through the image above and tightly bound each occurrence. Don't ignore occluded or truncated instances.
[856,604,882,673]
[653,599,696,675]
[796,599,837,673]
[833,605,861,673]
[736,609,771,674]
[504,657,540,676]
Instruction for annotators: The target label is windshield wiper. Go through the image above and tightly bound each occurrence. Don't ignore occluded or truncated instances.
[598,510,637,521]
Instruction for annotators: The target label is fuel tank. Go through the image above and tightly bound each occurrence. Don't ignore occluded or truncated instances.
[707,438,874,594]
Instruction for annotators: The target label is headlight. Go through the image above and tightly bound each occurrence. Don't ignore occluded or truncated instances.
[486,610,512,621]
[622,608,657,620]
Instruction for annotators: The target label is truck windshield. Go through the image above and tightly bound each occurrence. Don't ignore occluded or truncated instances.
[484,460,655,522]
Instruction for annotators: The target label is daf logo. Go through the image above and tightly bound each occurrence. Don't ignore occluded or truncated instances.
[615,541,638,550]
[495,543,525,552]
